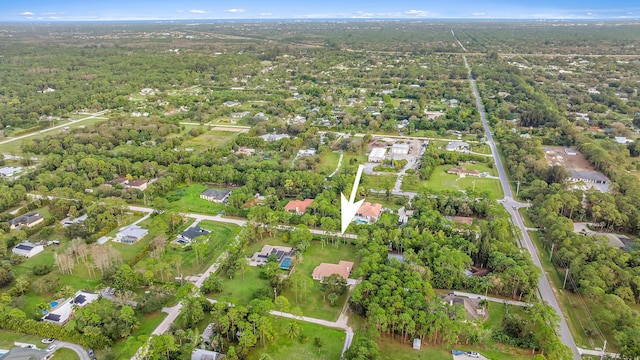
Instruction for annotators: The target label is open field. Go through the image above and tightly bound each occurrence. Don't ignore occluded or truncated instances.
[181,130,238,152]
[543,146,594,171]
[165,184,227,215]
[402,166,503,199]
[363,174,397,191]
[316,151,341,175]
[248,318,345,360]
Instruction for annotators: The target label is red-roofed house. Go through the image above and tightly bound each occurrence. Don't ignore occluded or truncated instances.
[284,199,314,215]
[354,202,382,224]
[312,261,354,282]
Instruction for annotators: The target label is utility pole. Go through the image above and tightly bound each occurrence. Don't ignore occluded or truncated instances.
[516,181,521,197]
[563,268,569,289]
[549,243,555,262]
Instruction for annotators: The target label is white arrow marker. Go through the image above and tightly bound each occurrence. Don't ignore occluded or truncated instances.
[341,164,365,234]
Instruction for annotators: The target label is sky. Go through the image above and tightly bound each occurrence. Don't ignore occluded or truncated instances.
[2,0,640,21]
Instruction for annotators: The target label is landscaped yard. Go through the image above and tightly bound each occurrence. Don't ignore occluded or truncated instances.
[52,348,80,360]
[165,184,227,215]
[248,318,345,360]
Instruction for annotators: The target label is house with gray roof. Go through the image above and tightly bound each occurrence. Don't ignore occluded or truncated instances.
[200,189,232,203]
[115,224,148,244]
[178,225,211,245]
[9,212,44,230]
[445,141,470,153]
[1,347,52,360]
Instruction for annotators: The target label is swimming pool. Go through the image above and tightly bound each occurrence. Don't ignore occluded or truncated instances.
[50,301,58,308]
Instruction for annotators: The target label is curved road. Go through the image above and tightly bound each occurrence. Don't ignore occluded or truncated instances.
[56,341,91,360]
[463,56,580,359]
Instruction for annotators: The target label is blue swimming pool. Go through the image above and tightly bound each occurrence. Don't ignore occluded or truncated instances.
[50,301,58,308]
[280,257,292,270]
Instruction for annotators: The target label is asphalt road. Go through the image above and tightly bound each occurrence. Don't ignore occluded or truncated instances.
[56,341,91,360]
[464,56,581,359]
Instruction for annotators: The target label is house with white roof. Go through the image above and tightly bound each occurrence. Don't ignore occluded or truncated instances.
[115,224,148,244]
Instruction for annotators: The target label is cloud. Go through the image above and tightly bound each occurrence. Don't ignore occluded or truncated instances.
[225,8,246,13]
[472,12,486,16]
[189,9,207,14]
[403,9,430,17]
[20,11,34,16]
[259,12,272,16]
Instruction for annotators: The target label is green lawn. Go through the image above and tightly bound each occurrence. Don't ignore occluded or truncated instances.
[211,265,270,305]
[0,330,45,349]
[401,166,503,199]
[317,151,341,175]
[177,221,240,275]
[379,338,535,360]
[364,174,397,191]
[165,184,227,215]
[282,241,360,321]
[249,318,345,360]
[52,348,80,360]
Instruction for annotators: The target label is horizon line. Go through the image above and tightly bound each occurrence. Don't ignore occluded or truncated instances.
[2,17,640,23]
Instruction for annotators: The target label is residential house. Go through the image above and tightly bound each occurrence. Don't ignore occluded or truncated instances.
[115,224,148,244]
[127,179,148,191]
[312,261,354,282]
[111,177,129,187]
[249,245,295,269]
[236,147,256,156]
[0,166,22,177]
[297,149,317,156]
[368,148,387,163]
[354,202,383,224]
[446,168,480,177]
[284,199,314,215]
[230,111,250,118]
[200,189,232,203]
[223,101,241,107]
[61,214,88,227]
[445,141,470,153]
[260,133,291,142]
[12,241,45,258]
[177,226,211,245]
[9,212,44,230]
[615,136,634,144]
[569,170,609,185]
[191,349,223,360]
[42,291,98,325]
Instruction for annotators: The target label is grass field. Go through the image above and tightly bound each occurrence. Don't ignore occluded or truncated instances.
[317,151,342,175]
[0,330,45,349]
[181,129,238,152]
[282,241,360,321]
[165,184,227,215]
[401,166,503,199]
[363,174,397,191]
[249,318,345,360]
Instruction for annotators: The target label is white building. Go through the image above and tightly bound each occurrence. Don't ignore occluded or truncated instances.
[391,143,410,156]
[0,166,22,177]
[12,242,45,258]
[368,148,387,163]
[115,225,148,244]
[445,141,470,153]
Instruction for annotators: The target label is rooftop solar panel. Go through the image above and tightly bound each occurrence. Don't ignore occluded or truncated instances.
[74,294,87,304]
[44,313,61,322]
